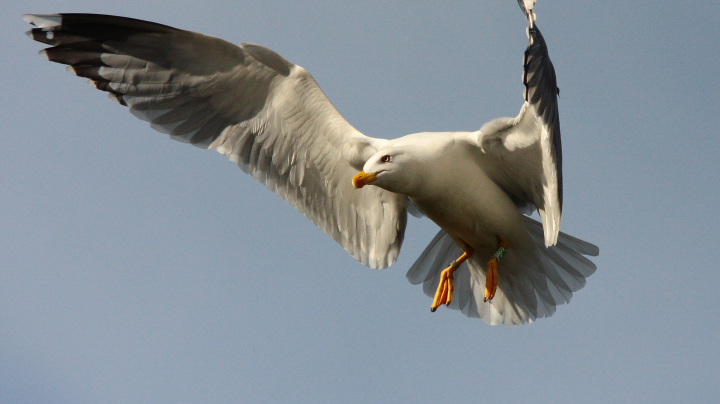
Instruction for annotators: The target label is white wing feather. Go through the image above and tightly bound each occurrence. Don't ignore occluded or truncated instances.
[475,19,562,246]
[24,13,407,269]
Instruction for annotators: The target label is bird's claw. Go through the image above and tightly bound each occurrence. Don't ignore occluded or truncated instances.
[430,266,455,311]
[484,257,498,302]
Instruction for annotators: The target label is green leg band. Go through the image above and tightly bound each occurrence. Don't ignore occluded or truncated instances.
[492,246,506,261]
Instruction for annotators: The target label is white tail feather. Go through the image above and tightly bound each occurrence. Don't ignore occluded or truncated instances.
[406,217,598,327]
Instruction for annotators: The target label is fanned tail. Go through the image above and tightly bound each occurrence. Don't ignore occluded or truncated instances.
[406,217,598,327]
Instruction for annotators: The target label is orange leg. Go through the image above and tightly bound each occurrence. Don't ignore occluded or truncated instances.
[484,239,508,302]
[431,248,474,312]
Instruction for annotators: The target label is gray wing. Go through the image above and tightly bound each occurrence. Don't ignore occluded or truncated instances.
[24,13,406,269]
[475,20,562,246]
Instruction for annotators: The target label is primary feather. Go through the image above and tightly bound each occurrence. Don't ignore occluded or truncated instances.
[24,6,597,326]
[25,13,406,269]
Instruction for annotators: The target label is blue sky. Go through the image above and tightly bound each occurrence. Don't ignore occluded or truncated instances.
[2,1,719,403]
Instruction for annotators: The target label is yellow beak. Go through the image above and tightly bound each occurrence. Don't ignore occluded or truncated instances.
[352,171,377,189]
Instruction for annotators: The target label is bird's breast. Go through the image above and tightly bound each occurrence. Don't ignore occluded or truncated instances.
[409,160,531,252]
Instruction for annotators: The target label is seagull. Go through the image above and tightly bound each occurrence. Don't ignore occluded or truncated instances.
[24,1,598,327]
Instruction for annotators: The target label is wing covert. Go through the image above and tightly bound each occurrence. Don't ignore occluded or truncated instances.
[25,13,406,268]
[475,19,562,247]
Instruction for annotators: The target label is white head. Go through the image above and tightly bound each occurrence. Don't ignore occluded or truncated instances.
[352,141,434,197]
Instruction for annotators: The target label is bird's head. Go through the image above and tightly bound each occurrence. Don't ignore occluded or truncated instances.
[352,146,420,196]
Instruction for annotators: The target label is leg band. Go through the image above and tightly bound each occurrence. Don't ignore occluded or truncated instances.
[492,246,506,261]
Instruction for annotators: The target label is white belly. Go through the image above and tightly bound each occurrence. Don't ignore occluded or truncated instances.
[409,145,536,259]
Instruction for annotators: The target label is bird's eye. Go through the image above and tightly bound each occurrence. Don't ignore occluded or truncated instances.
[380,155,391,163]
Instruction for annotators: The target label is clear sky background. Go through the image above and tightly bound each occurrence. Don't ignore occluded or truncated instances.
[2,1,719,403]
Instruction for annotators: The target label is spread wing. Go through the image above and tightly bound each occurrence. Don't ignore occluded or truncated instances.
[24,13,407,269]
[475,19,562,247]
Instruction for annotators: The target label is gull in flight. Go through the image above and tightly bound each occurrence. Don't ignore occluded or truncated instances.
[24,1,598,327]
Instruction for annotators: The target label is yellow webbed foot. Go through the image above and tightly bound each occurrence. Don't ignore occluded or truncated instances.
[430,248,473,312]
[484,258,498,302]
[431,265,456,312]
[484,240,508,302]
